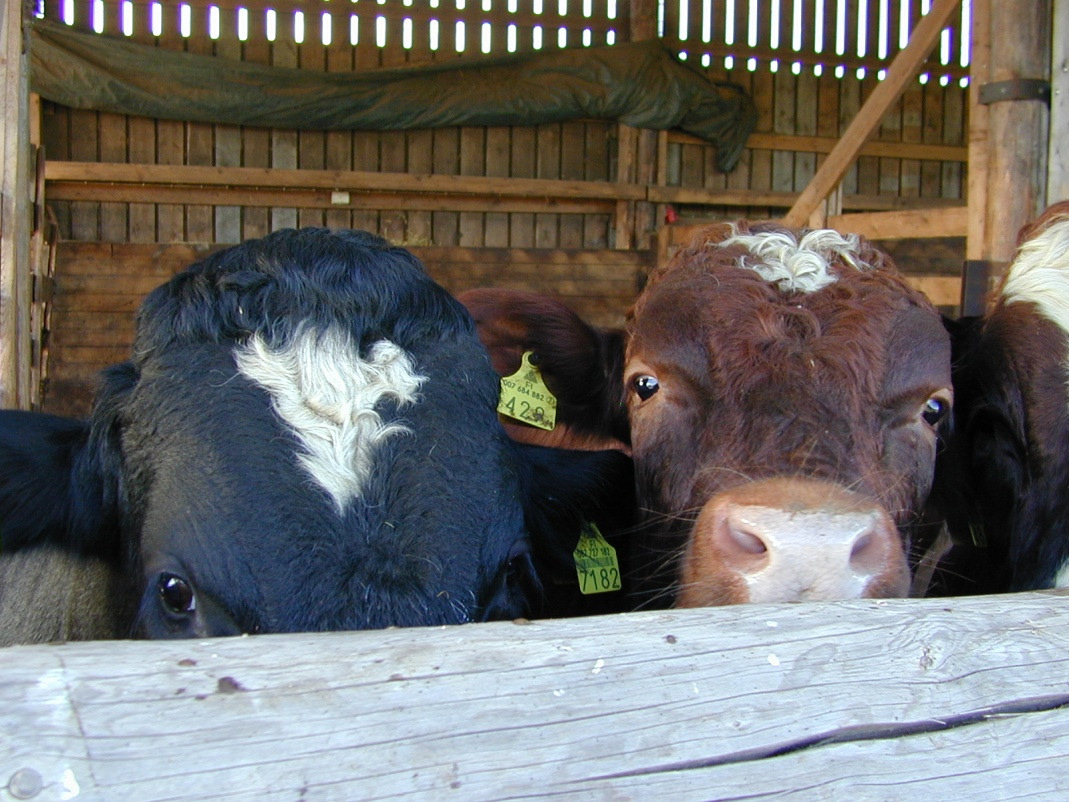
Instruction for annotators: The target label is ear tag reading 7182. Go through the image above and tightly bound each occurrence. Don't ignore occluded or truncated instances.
[497,351,557,431]
[573,522,622,594]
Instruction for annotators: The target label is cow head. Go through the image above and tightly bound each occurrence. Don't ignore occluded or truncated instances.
[626,221,952,606]
[930,201,1069,594]
[0,228,628,642]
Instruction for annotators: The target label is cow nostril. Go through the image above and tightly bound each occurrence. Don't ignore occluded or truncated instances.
[848,520,890,576]
[730,526,768,555]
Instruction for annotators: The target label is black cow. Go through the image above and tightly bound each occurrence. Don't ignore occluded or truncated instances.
[928,201,1069,595]
[0,228,628,643]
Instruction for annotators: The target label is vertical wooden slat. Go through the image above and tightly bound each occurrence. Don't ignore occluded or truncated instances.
[559,121,586,248]
[484,126,511,247]
[402,4,433,243]
[749,67,774,197]
[940,80,964,199]
[1,0,32,406]
[270,7,300,233]
[615,123,637,249]
[241,6,272,240]
[1048,0,1069,203]
[771,69,797,193]
[431,128,459,245]
[67,0,103,241]
[185,3,215,241]
[919,79,945,199]
[295,6,327,231]
[379,7,408,243]
[510,126,537,247]
[581,122,608,249]
[213,4,242,243]
[459,127,486,247]
[96,0,130,242]
[534,123,561,247]
[349,8,381,237]
[404,126,433,244]
[794,67,819,191]
[147,1,184,243]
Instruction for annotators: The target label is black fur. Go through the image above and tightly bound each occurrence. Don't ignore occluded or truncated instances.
[0,228,626,641]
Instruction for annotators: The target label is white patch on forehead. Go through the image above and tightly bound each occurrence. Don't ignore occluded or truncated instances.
[1001,216,1069,352]
[234,326,425,514]
[718,224,870,294]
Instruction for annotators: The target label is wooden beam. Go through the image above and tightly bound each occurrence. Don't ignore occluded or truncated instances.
[668,131,970,163]
[650,185,964,210]
[966,0,991,262]
[827,206,969,240]
[46,176,967,216]
[982,0,1051,268]
[0,0,31,409]
[3,592,1069,799]
[1051,0,1069,203]
[783,0,962,228]
[44,162,648,202]
[45,183,617,215]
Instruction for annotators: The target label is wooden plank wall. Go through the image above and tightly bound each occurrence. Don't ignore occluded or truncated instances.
[32,0,972,413]
[43,241,648,417]
[37,0,969,246]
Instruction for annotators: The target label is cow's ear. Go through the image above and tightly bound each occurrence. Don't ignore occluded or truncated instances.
[0,363,134,559]
[458,288,630,448]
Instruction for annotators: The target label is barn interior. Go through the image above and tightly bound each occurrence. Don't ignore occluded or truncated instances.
[6,0,1056,417]
[2,0,1067,797]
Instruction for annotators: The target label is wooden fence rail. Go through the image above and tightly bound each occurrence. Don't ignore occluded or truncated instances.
[3,591,1069,800]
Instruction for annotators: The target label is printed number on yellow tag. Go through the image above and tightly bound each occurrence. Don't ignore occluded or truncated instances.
[498,351,557,431]
[573,522,621,595]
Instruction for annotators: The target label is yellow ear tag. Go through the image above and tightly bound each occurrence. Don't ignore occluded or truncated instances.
[497,351,557,431]
[573,522,622,594]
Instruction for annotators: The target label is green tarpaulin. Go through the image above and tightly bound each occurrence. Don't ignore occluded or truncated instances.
[28,18,755,172]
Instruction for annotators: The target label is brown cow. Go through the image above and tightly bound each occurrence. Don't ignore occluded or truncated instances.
[626,221,952,606]
[471,221,954,608]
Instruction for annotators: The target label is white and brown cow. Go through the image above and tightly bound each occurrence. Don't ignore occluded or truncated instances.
[930,201,1069,595]
[468,221,953,607]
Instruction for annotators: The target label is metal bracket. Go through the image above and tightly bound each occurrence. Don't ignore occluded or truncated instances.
[978,78,1051,105]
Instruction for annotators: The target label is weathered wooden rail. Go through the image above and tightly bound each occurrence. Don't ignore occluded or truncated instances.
[3,592,1069,800]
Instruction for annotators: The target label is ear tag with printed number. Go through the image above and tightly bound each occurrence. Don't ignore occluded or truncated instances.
[497,351,557,431]
[573,522,622,595]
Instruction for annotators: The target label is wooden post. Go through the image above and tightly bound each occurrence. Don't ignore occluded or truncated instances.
[965,0,991,263]
[0,0,32,409]
[784,0,962,228]
[1048,0,1068,203]
[981,0,1051,270]
[630,0,660,252]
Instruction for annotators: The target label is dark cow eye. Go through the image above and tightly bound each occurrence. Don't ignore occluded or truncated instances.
[921,396,949,427]
[158,573,197,615]
[632,375,660,401]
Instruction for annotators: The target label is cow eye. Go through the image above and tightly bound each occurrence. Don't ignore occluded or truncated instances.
[921,396,949,427]
[158,573,197,615]
[632,375,660,401]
